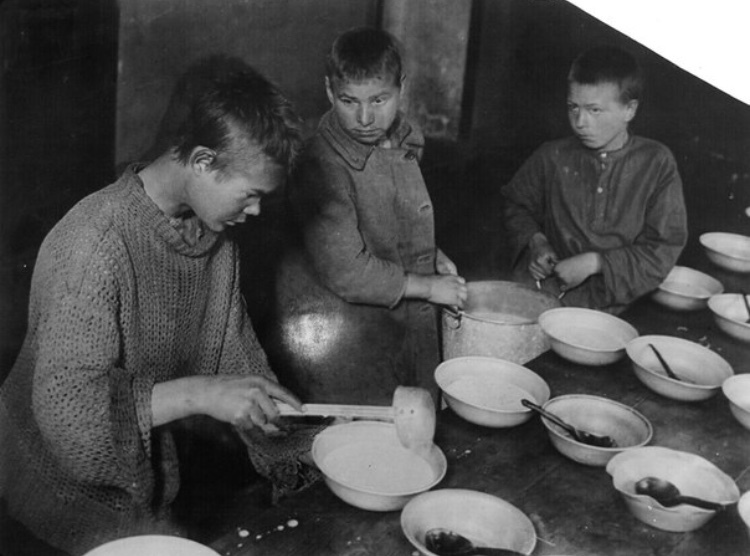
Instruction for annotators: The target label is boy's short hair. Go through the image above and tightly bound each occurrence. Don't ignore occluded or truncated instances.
[167,59,302,176]
[568,46,644,104]
[326,27,404,87]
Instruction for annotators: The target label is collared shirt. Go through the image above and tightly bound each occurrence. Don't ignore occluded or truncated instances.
[502,135,688,312]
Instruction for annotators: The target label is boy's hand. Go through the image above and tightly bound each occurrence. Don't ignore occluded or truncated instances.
[528,233,558,281]
[199,375,303,431]
[427,274,468,308]
[554,252,603,291]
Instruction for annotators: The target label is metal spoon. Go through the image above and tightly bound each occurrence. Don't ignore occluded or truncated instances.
[741,290,750,323]
[648,343,682,381]
[634,477,726,511]
[424,528,524,556]
[521,399,617,448]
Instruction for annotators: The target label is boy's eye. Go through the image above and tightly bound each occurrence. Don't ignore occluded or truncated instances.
[372,97,386,106]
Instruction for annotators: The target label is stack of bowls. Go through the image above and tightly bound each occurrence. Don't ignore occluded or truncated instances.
[538,307,639,366]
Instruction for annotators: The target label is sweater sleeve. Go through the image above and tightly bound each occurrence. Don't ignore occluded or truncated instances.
[598,151,688,306]
[31,234,151,490]
[501,147,549,266]
[290,154,407,307]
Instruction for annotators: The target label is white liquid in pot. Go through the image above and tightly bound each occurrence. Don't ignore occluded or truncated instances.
[322,442,435,493]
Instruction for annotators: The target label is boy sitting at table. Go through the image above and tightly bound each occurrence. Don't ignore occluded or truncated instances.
[501,46,688,314]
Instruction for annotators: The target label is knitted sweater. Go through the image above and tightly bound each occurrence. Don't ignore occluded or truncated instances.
[0,167,275,555]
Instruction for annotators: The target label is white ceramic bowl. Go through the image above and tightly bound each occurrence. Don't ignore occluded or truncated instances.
[626,335,734,401]
[401,489,536,556]
[538,395,652,467]
[606,447,740,532]
[83,536,219,556]
[739,491,750,543]
[722,374,750,430]
[651,266,723,311]
[312,421,446,511]
[538,307,639,365]
[435,356,550,428]
[700,232,750,273]
[708,293,750,343]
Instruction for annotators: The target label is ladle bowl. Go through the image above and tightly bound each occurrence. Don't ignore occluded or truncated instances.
[424,528,525,555]
[607,447,740,532]
[634,477,727,511]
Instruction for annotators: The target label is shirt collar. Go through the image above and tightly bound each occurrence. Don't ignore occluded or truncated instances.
[318,110,423,170]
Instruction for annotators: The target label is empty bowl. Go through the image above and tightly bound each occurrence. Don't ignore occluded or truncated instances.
[651,266,723,311]
[312,421,447,511]
[708,293,750,343]
[700,232,750,273]
[435,356,550,428]
[626,335,734,401]
[538,307,639,365]
[537,394,652,467]
[401,489,536,556]
[722,374,750,430]
[83,536,220,556]
[606,446,740,532]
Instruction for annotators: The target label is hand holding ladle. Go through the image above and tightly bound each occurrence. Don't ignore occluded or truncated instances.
[521,399,617,448]
[424,528,524,556]
[634,477,726,511]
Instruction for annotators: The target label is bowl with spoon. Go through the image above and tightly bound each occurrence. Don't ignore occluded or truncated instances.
[606,446,740,532]
[708,292,750,343]
[400,489,536,556]
[625,335,734,401]
[527,394,652,467]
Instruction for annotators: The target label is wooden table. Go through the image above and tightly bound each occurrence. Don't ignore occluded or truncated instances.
[205,284,750,556]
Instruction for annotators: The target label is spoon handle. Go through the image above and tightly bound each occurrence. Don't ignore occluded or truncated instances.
[521,399,579,439]
[741,290,750,322]
[675,495,726,511]
[648,343,680,381]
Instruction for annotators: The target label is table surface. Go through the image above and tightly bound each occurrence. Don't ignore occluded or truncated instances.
[205,268,750,556]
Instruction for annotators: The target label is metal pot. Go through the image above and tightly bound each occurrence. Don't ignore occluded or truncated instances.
[442,281,561,364]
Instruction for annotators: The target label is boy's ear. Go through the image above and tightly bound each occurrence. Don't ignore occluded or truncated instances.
[325,77,335,105]
[625,99,639,122]
[190,147,216,173]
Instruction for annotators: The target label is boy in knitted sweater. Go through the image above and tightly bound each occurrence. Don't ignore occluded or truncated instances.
[0,65,304,555]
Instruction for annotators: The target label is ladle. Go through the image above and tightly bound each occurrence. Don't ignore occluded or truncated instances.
[648,343,682,381]
[634,476,726,511]
[276,385,436,455]
[521,399,617,447]
[424,528,524,556]
[741,290,750,323]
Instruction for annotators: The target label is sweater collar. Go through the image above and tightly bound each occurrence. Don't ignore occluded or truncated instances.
[124,164,220,257]
[317,110,424,170]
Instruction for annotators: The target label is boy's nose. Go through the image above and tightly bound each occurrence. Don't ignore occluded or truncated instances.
[573,111,587,129]
[357,105,374,127]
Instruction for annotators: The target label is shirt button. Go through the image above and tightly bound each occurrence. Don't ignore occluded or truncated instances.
[597,187,603,193]
[404,151,417,161]
[417,254,432,264]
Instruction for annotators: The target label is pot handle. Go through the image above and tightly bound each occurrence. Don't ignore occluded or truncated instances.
[443,306,463,329]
